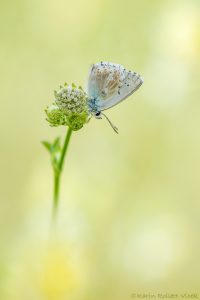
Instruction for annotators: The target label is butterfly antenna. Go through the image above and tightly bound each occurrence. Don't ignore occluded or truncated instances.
[101,113,119,134]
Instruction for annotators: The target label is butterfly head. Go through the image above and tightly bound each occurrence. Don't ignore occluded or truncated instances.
[94,111,102,119]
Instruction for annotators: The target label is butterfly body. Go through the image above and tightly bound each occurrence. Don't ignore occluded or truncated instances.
[86,62,143,132]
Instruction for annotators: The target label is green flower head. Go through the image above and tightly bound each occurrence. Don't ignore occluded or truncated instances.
[67,111,89,131]
[45,105,68,127]
[45,83,90,130]
[55,83,88,114]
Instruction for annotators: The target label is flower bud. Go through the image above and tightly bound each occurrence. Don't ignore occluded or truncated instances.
[55,84,88,115]
[67,112,88,131]
[45,105,68,127]
[51,83,90,130]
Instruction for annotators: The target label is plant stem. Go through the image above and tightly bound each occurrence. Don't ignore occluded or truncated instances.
[53,127,73,219]
[59,127,73,172]
[53,173,60,214]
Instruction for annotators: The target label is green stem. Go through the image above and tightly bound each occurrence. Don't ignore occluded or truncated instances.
[53,173,60,215]
[59,127,73,172]
[53,127,73,219]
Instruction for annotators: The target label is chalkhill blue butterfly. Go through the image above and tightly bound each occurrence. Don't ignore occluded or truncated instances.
[87,61,143,133]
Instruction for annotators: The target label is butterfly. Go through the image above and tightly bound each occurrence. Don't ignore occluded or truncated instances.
[87,61,143,133]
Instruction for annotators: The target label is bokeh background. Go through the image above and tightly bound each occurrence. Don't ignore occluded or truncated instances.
[1,0,200,299]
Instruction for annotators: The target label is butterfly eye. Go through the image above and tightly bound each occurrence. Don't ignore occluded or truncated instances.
[95,112,101,117]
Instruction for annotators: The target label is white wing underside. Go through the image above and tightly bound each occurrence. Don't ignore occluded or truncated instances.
[87,62,143,111]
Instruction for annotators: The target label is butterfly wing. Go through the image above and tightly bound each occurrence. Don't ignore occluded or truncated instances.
[87,62,143,111]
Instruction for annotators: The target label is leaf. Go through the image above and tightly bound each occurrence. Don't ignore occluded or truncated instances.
[53,137,61,150]
[41,141,52,152]
[51,151,61,174]
[72,83,76,88]
[42,137,62,173]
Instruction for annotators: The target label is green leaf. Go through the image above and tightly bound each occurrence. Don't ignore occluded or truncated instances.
[42,137,62,174]
[72,83,76,88]
[51,151,61,174]
[41,141,52,152]
[53,137,61,150]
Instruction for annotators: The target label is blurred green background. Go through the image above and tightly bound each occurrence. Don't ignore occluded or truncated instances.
[1,0,200,299]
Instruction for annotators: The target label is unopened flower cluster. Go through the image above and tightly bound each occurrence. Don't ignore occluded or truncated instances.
[45,83,90,131]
